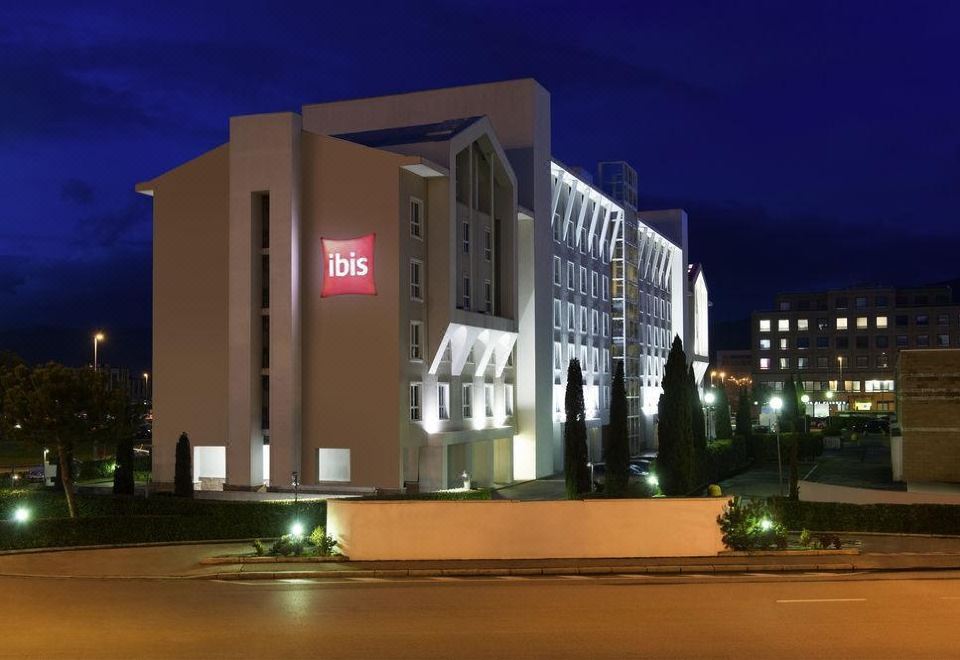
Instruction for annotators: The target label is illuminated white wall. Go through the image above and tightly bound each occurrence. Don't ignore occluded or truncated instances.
[193,446,226,482]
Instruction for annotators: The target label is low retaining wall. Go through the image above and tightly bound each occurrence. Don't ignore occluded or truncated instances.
[799,480,960,505]
[327,498,728,561]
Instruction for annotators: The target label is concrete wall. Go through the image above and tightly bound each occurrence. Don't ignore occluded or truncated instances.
[799,480,960,504]
[327,498,728,560]
[148,145,230,485]
[899,349,960,484]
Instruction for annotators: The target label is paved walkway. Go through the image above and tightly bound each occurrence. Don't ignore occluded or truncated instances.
[3,534,960,581]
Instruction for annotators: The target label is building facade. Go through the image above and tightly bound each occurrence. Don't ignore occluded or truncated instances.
[751,285,960,414]
[141,79,706,492]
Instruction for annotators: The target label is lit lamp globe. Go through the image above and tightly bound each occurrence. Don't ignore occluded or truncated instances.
[825,391,835,399]
[704,391,716,405]
[770,396,783,411]
[801,394,811,404]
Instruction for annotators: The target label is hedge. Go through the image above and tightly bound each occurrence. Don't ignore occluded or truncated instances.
[773,498,960,535]
[704,437,751,484]
[0,491,326,551]
[77,455,151,482]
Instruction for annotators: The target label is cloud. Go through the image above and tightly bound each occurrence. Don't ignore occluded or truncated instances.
[74,203,150,249]
[60,178,95,205]
[0,259,27,295]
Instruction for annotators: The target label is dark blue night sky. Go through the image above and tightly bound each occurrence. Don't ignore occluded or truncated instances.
[2,1,959,371]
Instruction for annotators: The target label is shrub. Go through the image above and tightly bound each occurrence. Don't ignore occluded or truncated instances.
[174,433,193,498]
[772,499,960,535]
[309,525,338,556]
[269,534,305,556]
[717,496,788,550]
[252,539,266,556]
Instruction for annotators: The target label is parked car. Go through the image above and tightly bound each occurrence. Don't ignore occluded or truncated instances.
[865,420,889,434]
[27,465,45,482]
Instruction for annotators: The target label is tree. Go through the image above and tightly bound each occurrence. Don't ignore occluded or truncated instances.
[113,434,135,496]
[779,376,799,433]
[687,366,707,485]
[714,385,734,440]
[106,385,141,496]
[563,359,590,499]
[605,360,630,497]
[657,336,695,496]
[0,362,115,518]
[174,432,194,498]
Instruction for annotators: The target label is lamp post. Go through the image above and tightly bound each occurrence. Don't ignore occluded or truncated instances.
[143,372,150,401]
[800,394,811,433]
[837,356,844,391]
[704,390,716,440]
[710,370,716,387]
[93,332,105,371]
[770,396,784,496]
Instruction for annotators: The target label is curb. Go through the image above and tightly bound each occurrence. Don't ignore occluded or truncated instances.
[0,539,270,557]
[199,555,347,565]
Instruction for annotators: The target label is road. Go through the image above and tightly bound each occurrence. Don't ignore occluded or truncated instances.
[2,572,959,659]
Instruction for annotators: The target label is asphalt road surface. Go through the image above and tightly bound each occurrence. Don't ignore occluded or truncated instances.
[3,572,959,659]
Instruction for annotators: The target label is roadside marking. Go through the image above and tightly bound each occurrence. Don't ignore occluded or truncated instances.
[939,596,960,600]
[497,575,530,581]
[743,573,779,577]
[559,575,591,580]
[429,576,463,582]
[346,577,387,583]
[777,598,866,603]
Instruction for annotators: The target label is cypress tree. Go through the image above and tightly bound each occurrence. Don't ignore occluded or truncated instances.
[687,365,707,485]
[174,432,194,498]
[563,359,590,498]
[605,360,630,497]
[780,376,798,433]
[736,386,753,441]
[113,434,135,496]
[714,385,734,440]
[657,336,695,495]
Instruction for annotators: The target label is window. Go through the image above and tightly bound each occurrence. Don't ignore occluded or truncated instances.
[816,357,828,369]
[856,317,868,329]
[779,301,791,311]
[410,260,423,300]
[462,221,470,253]
[938,314,950,326]
[591,309,599,334]
[437,383,450,420]
[591,347,599,372]
[553,300,562,328]
[855,296,867,309]
[836,317,848,330]
[553,257,561,286]
[484,280,492,313]
[917,335,930,347]
[797,319,809,331]
[798,357,809,370]
[462,275,471,308]
[779,337,789,350]
[505,384,514,416]
[837,336,849,349]
[798,299,811,311]
[409,383,422,421]
[760,358,771,370]
[855,335,868,349]
[760,338,771,350]
[875,295,888,308]
[567,263,575,290]
[817,318,829,331]
[591,272,599,298]
[579,266,587,294]
[462,384,473,418]
[317,448,350,482]
[553,214,562,242]
[778,319,790,332]
[855,355,868,368]
[603,349,609,373]
[483,228,492,261]
[796,337,810,349]
[580,306,588,333]
[938,334,950,347]
[409,321,423,360]
[876,316,888,329]
[835,297,848,309]
[876,335,889,348]
[896,335,908,347]
[484,384,494,417]
[915,295,929,306]
[409,198,423,239]
[578,229,587,254]
[816,336,829,348]
[759,319,771,332]
[602,313,610,337]
[779,357,790,369]
[567,303,575,331]
[553,342,562,369]
[876,354,889,368]
[916,314,929,326]
[602,276,609,301]
[261,315,270,369]
[896,315,909,327]
[261,254,270,309]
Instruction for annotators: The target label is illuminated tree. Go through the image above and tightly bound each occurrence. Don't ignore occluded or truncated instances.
[563,359,590,499]
[605,360,630,497]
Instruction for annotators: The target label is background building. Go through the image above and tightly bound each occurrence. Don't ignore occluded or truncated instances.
[751,285,960,415]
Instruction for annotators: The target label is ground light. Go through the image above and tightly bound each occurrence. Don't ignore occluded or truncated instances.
[290,521,305,539]
[645,474,659,488]
[13,507,30,523]
[759,517,773,531]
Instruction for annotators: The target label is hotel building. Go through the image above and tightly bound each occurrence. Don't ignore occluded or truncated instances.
[140,79,706,493]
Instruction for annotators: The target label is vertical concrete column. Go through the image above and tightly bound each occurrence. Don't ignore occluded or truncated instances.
[227,113,302,489]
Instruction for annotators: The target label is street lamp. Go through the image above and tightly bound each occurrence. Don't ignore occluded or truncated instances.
[93,332,105,371]
[837,356,845,391]
[770,396,784,497]
[710,370,716,386]
[800,394,811,433]
[703,390,716,440]
[143,372,150,401]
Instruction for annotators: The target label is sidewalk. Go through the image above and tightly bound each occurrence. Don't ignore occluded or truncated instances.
[3,535,960,581]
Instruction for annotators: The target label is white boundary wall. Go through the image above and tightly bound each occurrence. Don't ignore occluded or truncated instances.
[327,498,728,560]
